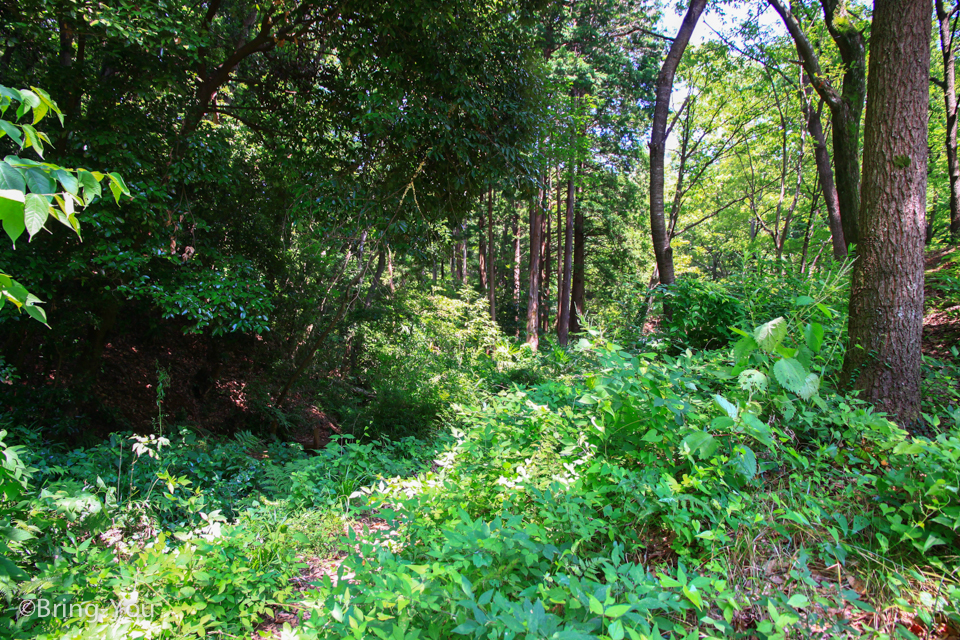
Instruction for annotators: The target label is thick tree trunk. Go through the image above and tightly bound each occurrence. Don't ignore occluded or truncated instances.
[841,0,929,425]
[649,0,707,288]
[487,189,496,322]
[802,76,846,259]
[558,172,575,345]
[937,0,960,240]
[570,186,585,336]
[526,197,542,348]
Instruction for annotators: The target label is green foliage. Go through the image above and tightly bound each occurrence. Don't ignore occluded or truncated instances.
[0,84,130,325]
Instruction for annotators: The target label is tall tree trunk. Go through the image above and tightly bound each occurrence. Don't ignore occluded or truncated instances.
[558,171,575,346]
[841,0,929,425]
[478,211,488,291]
[649,0,707,288]
[570,180,585,336]
[512,205,521,337]
[526,197,542,348]
[802,74,847,259]
[821,0,866,248]
[541,172,552,333]
[461,223,468,285]
[937,0,960,240]
[769,0,866,249]
[487,189,496,322]
[556,170,563,330]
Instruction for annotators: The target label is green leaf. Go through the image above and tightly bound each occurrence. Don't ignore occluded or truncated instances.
[604,604,631,618]
[54,169,79,196]
[732,445,757,479]
[682,430,718,459]
[588,595,603,615]
[713,394,739,420]
[20,166,55,197]
[733,334,758,362]
[804,322,824,353]
[608,619,625,640]
[682,585,703,610]
[0,121,23,147]
[108,172,131,204]
[20,124,43,158]
[773,358,808,394]
[753,317,787,352]
[787,594,809,609]
[0,162,25,192]
[24,304,48,326]
[797,373,820,401]
[78,170,101,204]
[23,193,49,239]
[0,189,25,246]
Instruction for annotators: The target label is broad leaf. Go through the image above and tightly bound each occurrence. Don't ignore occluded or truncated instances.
[23,193,49,239]
[0,162,25,192]
[732,445,757,479]
[804,322,824,353]
[753,317,787,352]
[682,430,718,459]
[773,358,807,394]
[797,373,820,401]
[0,121,23,147]
[0,189,25,246]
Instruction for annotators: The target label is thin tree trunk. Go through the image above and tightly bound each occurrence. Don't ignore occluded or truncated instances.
[364,249,387,307]
[558,171,575,346]
[387,247,395,293]
[841,0,929,425]
[478,211,488,291]
[649,0,707,290]
[937,0,960,239]
[556,169,563,330]
[541,172,552,333]
[487,189,496,322]
[802,75,846,259]
[799,189,821,274]
[526,197,542,348]
[512,205,521,337]
[570,178,585,336]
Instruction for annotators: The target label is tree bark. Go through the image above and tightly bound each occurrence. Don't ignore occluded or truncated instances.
[937,0,960,240]
[487,189,496,322]
[558,171,575,346]
[649,0,706,289]
[841,0,929,425]
[526,197,542,348]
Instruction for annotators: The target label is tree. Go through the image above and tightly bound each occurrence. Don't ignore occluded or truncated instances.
[935,0,960,240]
[841,0,930,424]
[768,0,867,249]
[649,0,708,289]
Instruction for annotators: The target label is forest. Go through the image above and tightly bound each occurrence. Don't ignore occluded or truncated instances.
[1,0,960,637]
